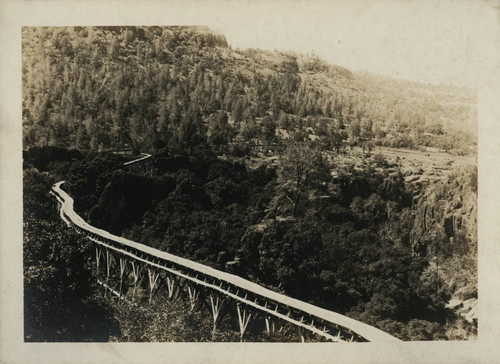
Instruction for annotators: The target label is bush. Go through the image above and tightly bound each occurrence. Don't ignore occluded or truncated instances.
[24,199,118,341]
[372,152,387,167]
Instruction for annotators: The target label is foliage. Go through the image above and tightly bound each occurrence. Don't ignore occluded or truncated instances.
[21,24,477,341]
[22,26,476,155]
[24,143,478,341]
[24,170,119,341]
[110,298,217,342]
[23,146,83,172]
[277,142,330,216]
[65,152,125,214]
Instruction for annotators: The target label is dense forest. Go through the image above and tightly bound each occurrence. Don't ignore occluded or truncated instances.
[23,26,477,341]
[22,26,476,155]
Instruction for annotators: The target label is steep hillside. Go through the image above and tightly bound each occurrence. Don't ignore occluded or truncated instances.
[22,26,476,155]
[22,26,477,341]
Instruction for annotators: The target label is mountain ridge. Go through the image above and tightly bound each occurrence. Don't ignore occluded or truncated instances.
[22,26,476,155]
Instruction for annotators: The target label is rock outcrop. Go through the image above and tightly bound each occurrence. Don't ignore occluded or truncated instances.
[410,165,477,258]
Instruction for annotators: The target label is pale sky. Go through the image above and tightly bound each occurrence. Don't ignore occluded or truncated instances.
[3,0,498,88]
[203,0,498,88]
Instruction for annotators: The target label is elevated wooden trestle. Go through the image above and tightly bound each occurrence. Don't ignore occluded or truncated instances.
[122,153,156,176]
[49,154,401,343]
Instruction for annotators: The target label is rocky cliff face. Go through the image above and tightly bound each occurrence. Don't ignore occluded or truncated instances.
[410,165,477,258]
[408,164,477,336]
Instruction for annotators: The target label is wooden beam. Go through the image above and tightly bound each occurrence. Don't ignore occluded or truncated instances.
[174,277,186,300]
[118,257,127,299]
[297,326,305,343]
[95,246,102,269]
[148,268,160,302]
[97,279,127,301]
[106,249,111,278]
[265,315,274,333]
[131,261,144,299]
[187,285,201,311]
[236,304,252,340]
[119,257,127,279]
[209,293,224,332]
[166,275,175,299]
[152,273,167,298]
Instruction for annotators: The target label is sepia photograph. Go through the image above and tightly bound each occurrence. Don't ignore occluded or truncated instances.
[2,0,500,363]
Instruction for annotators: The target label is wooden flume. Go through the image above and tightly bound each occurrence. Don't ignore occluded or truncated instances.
[49,154,401,343]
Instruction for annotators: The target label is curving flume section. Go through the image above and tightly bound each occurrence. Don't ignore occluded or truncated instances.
[49,153,401,343]
[123,153,152,166]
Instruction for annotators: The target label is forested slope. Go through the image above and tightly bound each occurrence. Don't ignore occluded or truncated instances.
[22,26,477,341]
[22,26,476,155]
[23,144,477,340]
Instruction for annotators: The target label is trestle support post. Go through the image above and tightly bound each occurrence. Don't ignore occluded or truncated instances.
[236,304,252,341]
[187,285,201,311]
[148,268,160,302]
[209,293,225,333]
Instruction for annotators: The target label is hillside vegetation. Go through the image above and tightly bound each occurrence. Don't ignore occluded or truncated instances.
[22,26,476,155]
[22,26,477,341]
[24,144,477,341]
